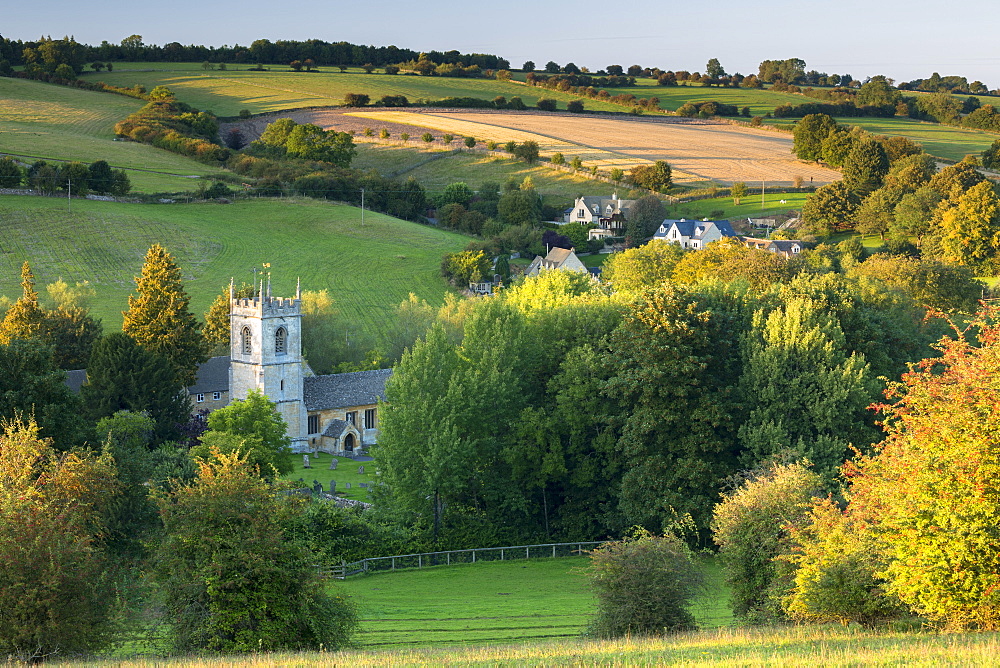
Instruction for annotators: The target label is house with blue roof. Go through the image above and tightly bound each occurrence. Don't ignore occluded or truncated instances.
[652,219,738,249]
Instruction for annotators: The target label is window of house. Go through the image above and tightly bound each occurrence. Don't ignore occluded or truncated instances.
[577,209,585,218]
[280,379,284,391]
[196,393,205,403]
[346,411,356,425]
[672,229,678,238]
[792,246,800,253]
[241,327,252,354]
[275,326,287,355]
[308,414,319,434]
[213,391,221,401]
[364,408,376,429]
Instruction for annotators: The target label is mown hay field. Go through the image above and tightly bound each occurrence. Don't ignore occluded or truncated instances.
[79,63,627,116]
[0,196,465,336]
[0,77,225,192]
[337,110,841,186]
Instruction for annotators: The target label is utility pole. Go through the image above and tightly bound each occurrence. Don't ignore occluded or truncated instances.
[67,178,71,213]
[360,187,365,226]
[761,179,765,213]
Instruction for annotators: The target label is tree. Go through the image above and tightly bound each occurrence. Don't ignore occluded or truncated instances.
[191,390,293,477]
[731,181,748,205]
[513,140,540,163]
[601,241,685,294]
[122,244,208,386]
[439,181,474,207]
[537,98,557,112]
[849,254,983,314]
[843,138,890,196]
[586,529,703,638]
[937,180,1000,270]
[712,462,824,620]
[0,156,23,187]
[545,61,560,73]
[983,139,1000,170]
[706,58,725,80]
[0,418,118,661]
[59,161,89,194]
[82,332,190,443]
[522,60,535,72]
[463,136,476,149]
[0,261,44,345]
[421,132,434,144]
[629,160,672,191]
[285,123,356,166]
[567,100,584,113]
[792,114,838,161]
[153,450,357,652]
[801,181,861,236]
[855,185,902,240]
[890,185,940,245]
[856,75,901,107]
[846,308,1000,629]
[737,297,879,478]
[343,92,369,106]
[87,160,115,195]
[111,169,131,196]
[497,188,542,225]
[625,195,667,240]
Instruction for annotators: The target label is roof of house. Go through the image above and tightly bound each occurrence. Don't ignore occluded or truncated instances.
[770,240,803,252]
[655,219,736,241]
[578,195,635,216]
[188,356,231,394]
[65,369,87,394]
[304,368,392,411]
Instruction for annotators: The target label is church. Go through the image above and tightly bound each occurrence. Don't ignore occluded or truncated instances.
[189,279,390,455]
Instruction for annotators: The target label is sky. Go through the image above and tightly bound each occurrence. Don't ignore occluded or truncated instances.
[6,0,1000,87]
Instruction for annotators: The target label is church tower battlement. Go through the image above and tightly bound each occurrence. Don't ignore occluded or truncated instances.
[229,276,308,451]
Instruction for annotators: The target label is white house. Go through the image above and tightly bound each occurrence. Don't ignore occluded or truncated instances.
[565,194,635,234]
[652,219,738,249]
[525,247,588,276]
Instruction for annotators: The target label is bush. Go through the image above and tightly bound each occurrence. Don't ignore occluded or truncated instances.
[537,98,558,111]
[586,529,703,638]
[567,99,585,113]
[712,462,823,621]
[344,93,370,106]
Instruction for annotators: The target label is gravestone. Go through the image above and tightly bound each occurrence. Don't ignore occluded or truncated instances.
[329,459,338,470]
[359,482,368,488]
[312,481,323,494]
[303,454,311,469]
[357,465,365,475]
[297,478,305,484]
[329,480,337,494]
[345,482,351,489]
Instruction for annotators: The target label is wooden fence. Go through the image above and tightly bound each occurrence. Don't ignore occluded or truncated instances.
[322,541,605,579]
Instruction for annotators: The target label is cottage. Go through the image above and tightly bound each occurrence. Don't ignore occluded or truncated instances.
[741,237,804,258]
[565,194,635,234]
[525,247,588,276]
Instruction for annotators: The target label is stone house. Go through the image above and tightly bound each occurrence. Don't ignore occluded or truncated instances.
[741,237,804,258]
[525,247,588,276]
[565,194,635,233]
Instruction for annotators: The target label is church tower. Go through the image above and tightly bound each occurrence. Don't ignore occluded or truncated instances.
[229,276,308,452]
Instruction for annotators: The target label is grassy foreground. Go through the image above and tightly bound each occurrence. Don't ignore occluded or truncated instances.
[0,196,466,336]
[60,625,1000,666]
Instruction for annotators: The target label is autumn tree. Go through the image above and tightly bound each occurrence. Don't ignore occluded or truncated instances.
[153,449,357,652]
[601,241,685,294]
[801,181,861,236]
[0,418,118,661]
[0,261,44,345]
[630,160,672,191]
[847,308,1000,629]
[936,180,1000,271]
[122,244,208,385]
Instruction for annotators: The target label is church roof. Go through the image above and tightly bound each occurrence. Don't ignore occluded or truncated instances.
[322,419,349,438]
[188,356,231,394]
[304,368,392,411]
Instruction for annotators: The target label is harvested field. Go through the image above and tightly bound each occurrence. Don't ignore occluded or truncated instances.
[229,108,840,186]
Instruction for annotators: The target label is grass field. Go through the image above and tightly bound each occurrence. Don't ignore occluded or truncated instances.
[0,196,466,336]
[79,63,627,116]
[608,80,809,116]
[336,554,730,649]
[0,77,226,192]
[669,192,811,221]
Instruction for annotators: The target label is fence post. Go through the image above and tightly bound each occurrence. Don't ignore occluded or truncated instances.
[552,544,556,558]
[526,546,529,559]
[419,554,422,569]
[472,549,476,563]
[500,548,504,561]
[392,556,395,570]
[447,552,450,566]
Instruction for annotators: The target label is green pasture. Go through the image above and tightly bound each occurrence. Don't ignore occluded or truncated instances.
[337,554,730,649]
[283,452,376,502]
[0,77,225,191]
[354,143,604,206]
[605,79,808,116]
[79,63,626,116]
[670,192,810,221]
[0,196,466,336]
[770,115,996,162]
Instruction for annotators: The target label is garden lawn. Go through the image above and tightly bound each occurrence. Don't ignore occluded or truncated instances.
[0,77,225,191]
[336,554,730,649]
[669,192,811,221]
[0,196,466,338]
[79,64,627,116]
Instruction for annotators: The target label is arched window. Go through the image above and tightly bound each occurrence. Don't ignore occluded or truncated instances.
[275,326,287,355]
[241,327,252,354]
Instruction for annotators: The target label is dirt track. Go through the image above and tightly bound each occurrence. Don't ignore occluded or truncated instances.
[223,109,841,187]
